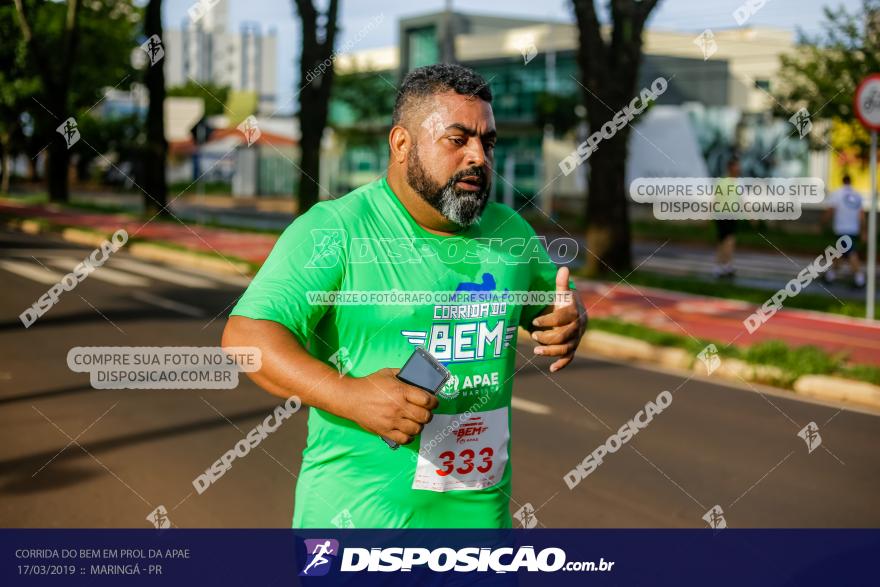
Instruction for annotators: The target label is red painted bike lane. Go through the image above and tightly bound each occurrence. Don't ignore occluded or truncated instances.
[5,202,879,365]
[0,203,279,264]
[578,280,880,366]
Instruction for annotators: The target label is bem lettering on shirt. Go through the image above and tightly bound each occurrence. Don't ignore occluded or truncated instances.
[230,176,572,528]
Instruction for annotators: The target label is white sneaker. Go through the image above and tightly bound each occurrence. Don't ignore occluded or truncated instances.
[855,272,866,288]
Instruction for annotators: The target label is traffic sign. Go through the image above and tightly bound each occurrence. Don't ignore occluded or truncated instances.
[855,74,880,320]
[855,74,880,131]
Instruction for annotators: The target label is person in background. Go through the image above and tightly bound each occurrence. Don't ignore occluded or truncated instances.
[824,174,867,288]
[713,156,741,279]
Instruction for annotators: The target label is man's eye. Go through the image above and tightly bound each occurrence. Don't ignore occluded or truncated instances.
[484,142,496,151]
[449,136,466,145]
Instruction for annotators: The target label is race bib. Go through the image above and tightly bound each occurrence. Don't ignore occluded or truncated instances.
[412,406,509,492]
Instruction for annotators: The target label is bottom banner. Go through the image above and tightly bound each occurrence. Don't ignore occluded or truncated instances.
[1,529,876,586]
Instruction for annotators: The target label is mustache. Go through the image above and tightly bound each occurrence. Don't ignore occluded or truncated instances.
[448,166,489,188]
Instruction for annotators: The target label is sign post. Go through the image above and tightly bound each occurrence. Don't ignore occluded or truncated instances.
[854,75,880,320]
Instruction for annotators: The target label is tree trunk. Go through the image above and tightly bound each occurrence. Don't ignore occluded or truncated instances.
[47,125,70,203]
[28,151,40,182]
[0,134,11,194]
[297,81,331,211]
[143,0,168,218]
[293,0,338,213]
[571,0,659,276]
[585,132,632,273]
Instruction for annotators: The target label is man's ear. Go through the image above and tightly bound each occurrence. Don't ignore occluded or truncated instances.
[389,125,412,164]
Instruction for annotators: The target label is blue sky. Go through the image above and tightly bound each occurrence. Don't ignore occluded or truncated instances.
[162,0,862,114]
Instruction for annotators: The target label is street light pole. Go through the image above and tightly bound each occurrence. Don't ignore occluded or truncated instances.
[854,74,880,320]
[868,130,877,320]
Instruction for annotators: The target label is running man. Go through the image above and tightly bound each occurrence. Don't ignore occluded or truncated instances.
[222,64,588,528]
[713,156,741,279]
[301,540,334,575]
[824,174,867,287]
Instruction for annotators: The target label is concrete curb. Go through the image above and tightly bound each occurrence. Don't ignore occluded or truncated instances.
[517,327,880,411]
[2,217,254,277]
[6,216,880,411]
[794,375,880,406]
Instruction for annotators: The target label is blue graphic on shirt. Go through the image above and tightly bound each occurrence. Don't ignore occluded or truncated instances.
[844,191,862,209]
[451,272,510,303]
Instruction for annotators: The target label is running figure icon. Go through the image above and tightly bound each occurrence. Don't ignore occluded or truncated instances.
[301,540,336,575]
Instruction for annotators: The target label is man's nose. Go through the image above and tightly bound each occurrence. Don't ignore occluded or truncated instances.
[464,137,487,168]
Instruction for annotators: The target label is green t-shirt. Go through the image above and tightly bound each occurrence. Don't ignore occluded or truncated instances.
[230,176,572,529]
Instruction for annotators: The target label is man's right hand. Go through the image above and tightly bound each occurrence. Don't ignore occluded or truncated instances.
[348,368,439,446]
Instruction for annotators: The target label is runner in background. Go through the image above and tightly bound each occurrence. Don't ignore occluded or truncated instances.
[824,174,867,288]
[713,156,741,279]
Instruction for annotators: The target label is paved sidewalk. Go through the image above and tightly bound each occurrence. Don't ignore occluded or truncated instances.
[4,200,879,365]
[0,201,279,265]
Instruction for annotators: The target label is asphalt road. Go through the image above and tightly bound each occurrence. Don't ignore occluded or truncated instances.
[1,228,878,529]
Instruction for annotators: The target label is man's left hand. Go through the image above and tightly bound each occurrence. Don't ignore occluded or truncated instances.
[530,266,588,373]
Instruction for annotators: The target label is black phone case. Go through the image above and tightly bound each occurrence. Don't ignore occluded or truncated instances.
[383,347,450,449]
[396,347,451,393]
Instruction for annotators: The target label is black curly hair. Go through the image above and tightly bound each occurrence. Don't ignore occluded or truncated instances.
[391,63,493,127]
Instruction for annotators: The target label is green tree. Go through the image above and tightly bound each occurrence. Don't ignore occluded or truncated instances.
[0,7,39,193]
[535,91,582,137]
[330,69,396,144]
[167,81,230,118]
[73,112,143,182]
[774,0,880,158]
[12,0,139,201]
[571,0,661,275]
[13,0,82,203]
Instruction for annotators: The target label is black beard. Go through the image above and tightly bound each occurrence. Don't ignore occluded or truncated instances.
[406,146,491,227]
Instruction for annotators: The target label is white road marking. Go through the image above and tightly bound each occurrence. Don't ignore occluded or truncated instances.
[0,260,64,285]
[108,258,216,288]
[511,396,552,415]
[45,258,150,287]
[130,291,206,317]
[185,268,252,288]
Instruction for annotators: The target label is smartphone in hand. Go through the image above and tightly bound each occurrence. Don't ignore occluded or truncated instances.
[383,347,450,450]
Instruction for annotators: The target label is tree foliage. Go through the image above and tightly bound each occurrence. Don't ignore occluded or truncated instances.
[330,69,396,144]
[9,0,139,198]
[167,81,231,118]
[774,0,880,158]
